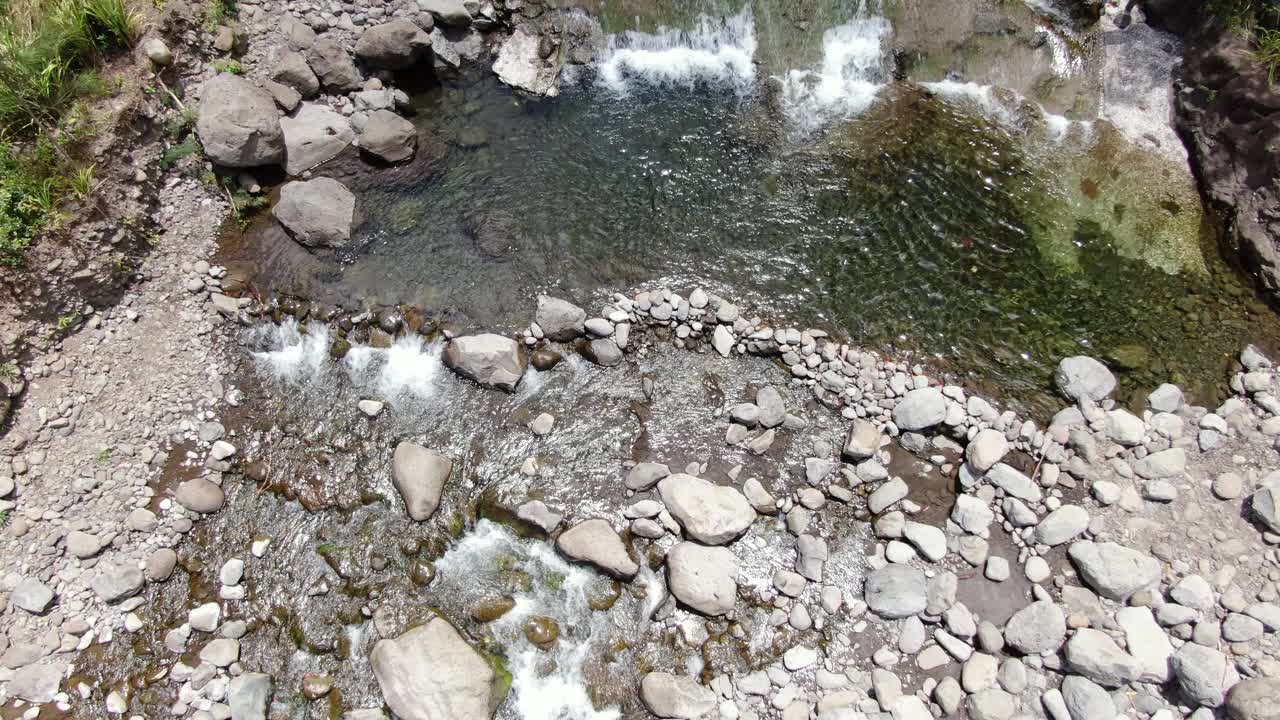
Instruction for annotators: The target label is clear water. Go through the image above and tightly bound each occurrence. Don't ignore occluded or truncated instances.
[223,0,1279,413]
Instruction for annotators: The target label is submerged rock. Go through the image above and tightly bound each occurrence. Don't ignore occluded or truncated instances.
[391,442,452,521]
[444,334,525,392]
[273,177,356,248]
[196,73,284,168]
[370,619,499,720]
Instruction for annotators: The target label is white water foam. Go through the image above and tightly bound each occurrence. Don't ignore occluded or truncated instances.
[592,9,757,96]
[250,320,333,383]
[777,16,892,132]
[922,79,1092,143]
[435,521,622,720]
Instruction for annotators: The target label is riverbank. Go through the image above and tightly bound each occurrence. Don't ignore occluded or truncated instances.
[1,0,1279,718]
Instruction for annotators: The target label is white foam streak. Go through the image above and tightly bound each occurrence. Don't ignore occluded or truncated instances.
[922,80,1092,143]
[250,320,332,383]
[777,17,891,132]
[593,9,757,95]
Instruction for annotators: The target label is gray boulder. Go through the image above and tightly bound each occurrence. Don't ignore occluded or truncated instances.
[228,673,272,720]
[640,673,717,720]
[556,519,638,580]
[864,564,927,619]
[444,334,525,392]
[1171,643,1233,708]
[1064,628,1142,687]
[391,442,452,521]
[272,51,319,98]
[1067,541,1160,601]
[371,619,499,720]
[1227,677,1280,720]
[196,73,284,168]
[666,542,738,617]
[1060,675,1114,720]
[493,26,560,96]
[755,386,786,429]
[419,0,472,26]
[843,419,880,460]
[1055,356,1116,402]
[535,295,585,341]
[90,562,144,603]
[280,103,355,176]
[307,38,362,91]
[625,462,670,491]
[892,387,947,431]
[657,473,755,545]
[360,110,417,163]
[9,664,62,703]
[1133,448,1187,479]
[1252,471,1280,533]
[12,578,54,614]
[1004,600,1066,655]
[355,19,432,69]
[176,478,225,513]
[273,178,356,248]
[1035,505,1089,546]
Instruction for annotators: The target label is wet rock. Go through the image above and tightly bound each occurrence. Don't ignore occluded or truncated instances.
[361,110,417,163]
[865,564,927,618]
[409,559,436,586]
[893,387,947,431]
[1064,628,1143,687]
[471,596,516,623]
[355,18,432,70]
[444,334,526,391]
[307,38,362,92]
[530,348,562,371]
[625,462,670,491]
[391,442,452,521]
[1004,600,1066,655]
[359,399,385,417]
[302,673,333,700]
[12,577,54,614]
[556,519,638,580]
[667,541,738,617]
[1067,540,1160,601]
[371,619,498,720]
[1055,356,1116,402]
[523,615,559,648]
[1227,677,1280,720]
[280,103,355,176]
[640,672,717,719]
[196,73,284,168]
[228,672,272,720]
[272,51,319,98]
[91,562,144,603]
[273,177,356,247]
[535,295,585,341]
[657,473,755,545]
[587,338,623,367]
[516,500,562,533]
[176,478,225,513]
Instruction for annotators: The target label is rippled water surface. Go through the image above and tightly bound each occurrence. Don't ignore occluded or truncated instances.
[227,0,1280,411]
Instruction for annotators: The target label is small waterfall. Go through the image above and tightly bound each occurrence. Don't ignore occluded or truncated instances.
[777,15,893,131]
[434,522,622,720]
[591,8,758,96]
[250,320,333,383]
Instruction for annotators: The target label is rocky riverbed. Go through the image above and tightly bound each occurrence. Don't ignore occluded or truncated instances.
[2,0,1280,719]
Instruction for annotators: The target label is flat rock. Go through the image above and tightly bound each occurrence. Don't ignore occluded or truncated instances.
[91,562,144,603]
[371,619,498,720]
[12,578,54,614]
[1226,677,1280,720]
[1067,541,1160,601]
[9,663,62,704]
[625,462,670,491]
[666,542,738,617]
[1115,606,1172,682]
[658,474,755,545]
[1133,448,1186,479]
[228,672,272,720]
[1035,505,1089,546]
[360,110,417,163]
[273,177,356,247]
[1064,628,1143,687]
[1060,675,1114,720]
[391,442,452,521]
[279,103,355,176]
[864,564,927,619]
[556,519,637,580]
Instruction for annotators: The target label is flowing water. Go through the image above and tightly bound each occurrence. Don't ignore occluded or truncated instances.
[105,0,1280,716]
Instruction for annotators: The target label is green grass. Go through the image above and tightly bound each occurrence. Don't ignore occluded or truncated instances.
[95,446,112,463]
[1254,26,1280,84]
[211,58,243,75]
[0,510,8,527]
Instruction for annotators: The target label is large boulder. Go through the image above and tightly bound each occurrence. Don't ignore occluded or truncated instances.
[864,564,927,619]
[1067,541,1160,601]
[273,178,356,248]
[666,542,738,617]
[657,474,755,545]
[444,334,525,392]
[535,295,585,341]
[1227,677,1280,720]
[892,387,947,431]
[370,619,500,720]
[391,442,452,521]
[1054,356,1116,402]
[1003,600,1066,655]
[272,51,319,98]
[360,110,417,163]
[555,519,638,580]
[493,26,561,97]
[419,0,472,26]
[195,73,284,168]
[355,18,432,69]
[280,103,355,176]
[639,673,717,720]
[307,38,362,92]
[1171,643,1234,708]
[176,478,225,513]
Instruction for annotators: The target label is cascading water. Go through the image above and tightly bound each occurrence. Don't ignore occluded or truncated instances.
[589,8,758,96]
[776,16,893,131]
